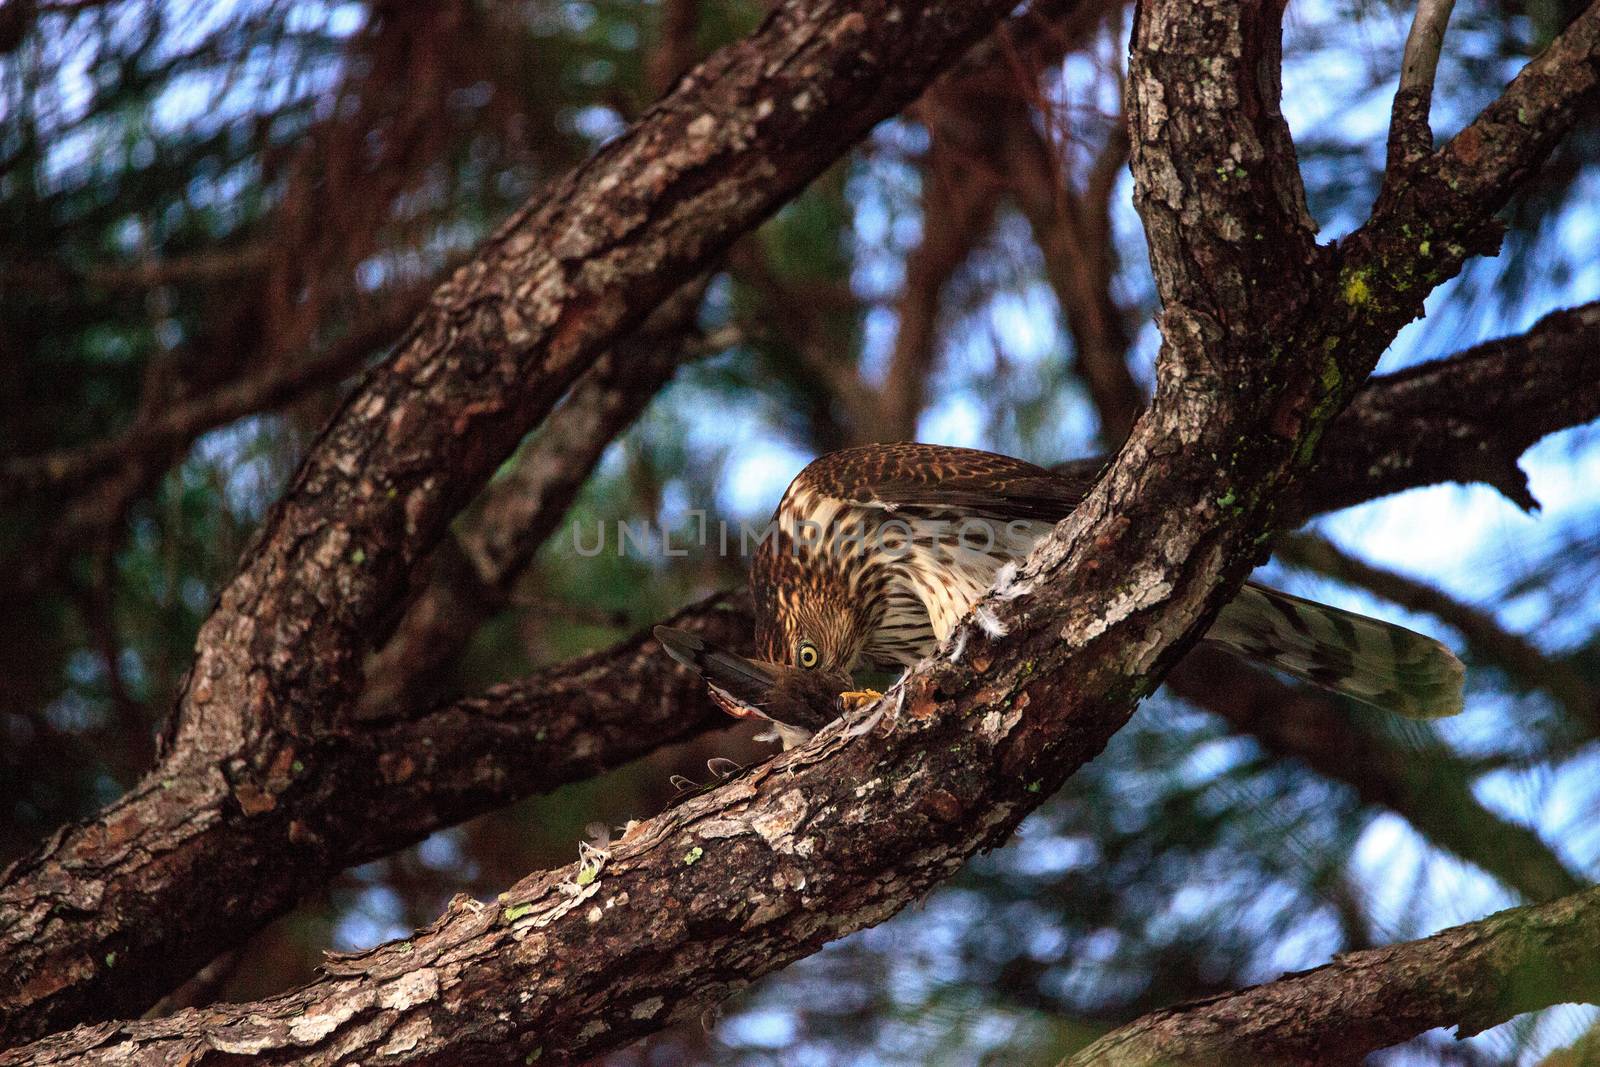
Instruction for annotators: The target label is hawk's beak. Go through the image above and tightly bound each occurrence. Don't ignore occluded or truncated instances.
[653,626,779,718]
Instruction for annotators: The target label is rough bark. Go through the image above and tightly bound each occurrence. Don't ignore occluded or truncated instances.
[1065,884,1600,1067]
[1385,0,1459,181]
[1293,300,1600,518]
[10,1,1598,1062]
[357,279,712,717]
[0,0,1035,1042]
[0,298,1590,1052]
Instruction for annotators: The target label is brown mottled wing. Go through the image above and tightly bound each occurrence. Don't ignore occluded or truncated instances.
[796,443,1097,523]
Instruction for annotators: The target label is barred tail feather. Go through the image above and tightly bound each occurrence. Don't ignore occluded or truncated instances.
[1205,582,1465,719]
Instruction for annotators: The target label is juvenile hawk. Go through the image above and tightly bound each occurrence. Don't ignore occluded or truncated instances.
[659,444,1463,746]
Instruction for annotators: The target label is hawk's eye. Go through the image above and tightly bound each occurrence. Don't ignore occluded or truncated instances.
[797,640,820,670]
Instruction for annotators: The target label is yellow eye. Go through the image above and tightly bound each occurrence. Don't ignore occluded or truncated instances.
[797,640,820,670]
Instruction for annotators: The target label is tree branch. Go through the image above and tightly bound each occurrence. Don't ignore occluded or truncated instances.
[1002,54,1143,445]
[16,0,1592,1059]
[0,283,430,505]
[1294,300,1600,518]
[357,279,712,716]
[1065,884,1600,1067]
[1385,0,1458,177]
[1,297,1590,1048]
[0,0,1038,1042]
[878,83,1003,442]
[6,2,1597,1055]
[1356,1,1600,325]
[649,0,701,97]
[0,244,271,294]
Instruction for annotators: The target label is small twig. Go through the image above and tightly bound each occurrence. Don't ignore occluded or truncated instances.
[1399,0,1458,99]
[648,0,700,97]
[0,246,271,295]
[1384,0,1458,181]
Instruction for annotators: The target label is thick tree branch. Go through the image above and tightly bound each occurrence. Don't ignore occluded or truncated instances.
[0,0,1036,1042]
[6,2,1597,1055]
[1,297,1589,1049]
[357,279,712,716]
[1294,300,1600,517]
[11,0,1572,1059]
[1352,1,1600,342]
[257,595,746,872]
[1065,884,1600,1067]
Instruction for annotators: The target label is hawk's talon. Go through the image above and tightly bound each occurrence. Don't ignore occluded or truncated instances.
[838,689,884,713]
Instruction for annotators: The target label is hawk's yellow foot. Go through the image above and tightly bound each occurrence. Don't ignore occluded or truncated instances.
[838,689,883,712]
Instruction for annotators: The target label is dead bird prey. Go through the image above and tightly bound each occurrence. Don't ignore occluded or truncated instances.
[654,625,848,749]
[662,443,1464,748]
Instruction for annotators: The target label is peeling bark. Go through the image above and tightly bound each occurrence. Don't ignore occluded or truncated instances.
[5,0,1598,1056]
[357,279,712,717]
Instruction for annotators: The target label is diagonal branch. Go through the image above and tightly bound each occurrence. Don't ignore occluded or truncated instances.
[1,296,1591,1049]
[0,0,1040,1043]
[0,284,430,505]
[357,278,713,717]
[6,3,1598,1056]
[1353,0,1600,334]
[1296,300,1600,517]
[1065,883,1600,1067]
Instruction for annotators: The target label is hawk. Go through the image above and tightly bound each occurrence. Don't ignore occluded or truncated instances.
[658,443,1464,747]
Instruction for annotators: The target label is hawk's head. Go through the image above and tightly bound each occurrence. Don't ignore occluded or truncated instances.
[750,525,873,679]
